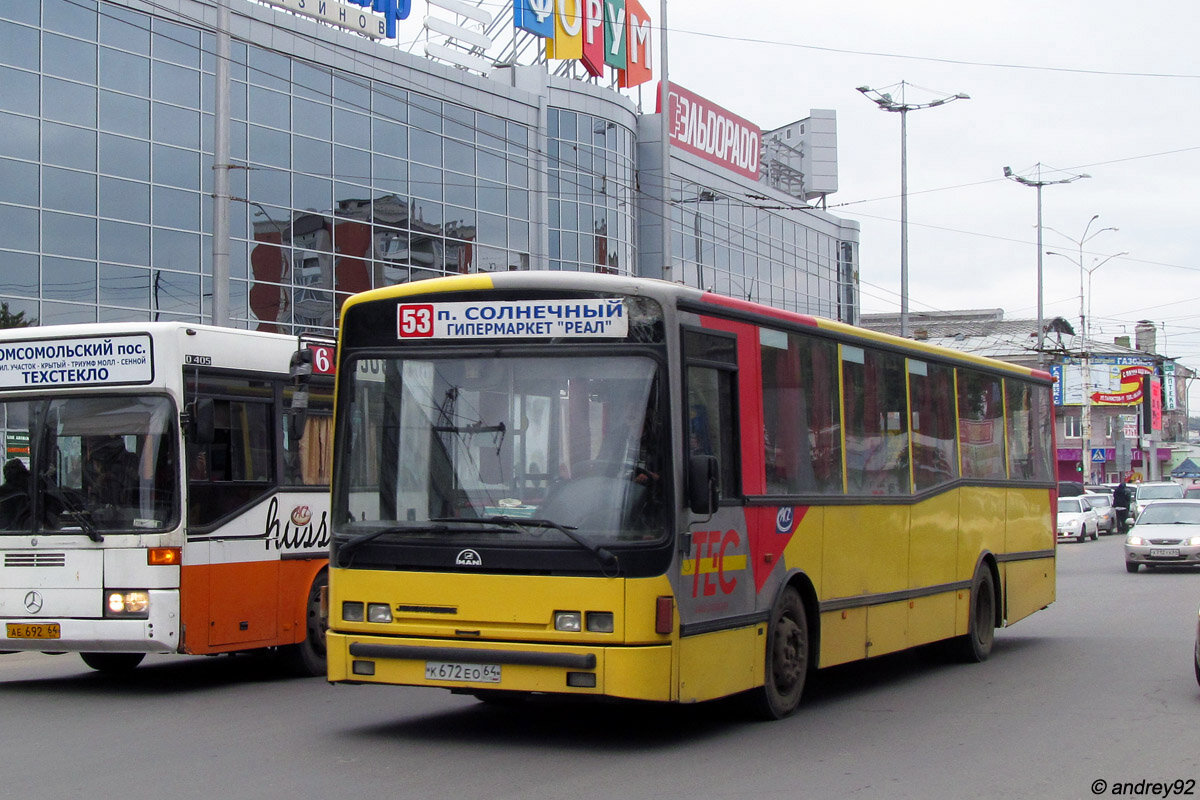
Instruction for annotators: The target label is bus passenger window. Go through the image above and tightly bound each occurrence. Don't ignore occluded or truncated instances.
[908,360,959,492]
[842,346,910,496]
[958,369,1007,480]
[760,330,841,495]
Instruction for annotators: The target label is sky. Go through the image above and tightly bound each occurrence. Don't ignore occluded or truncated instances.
[645,0,1200,410]
[399,1,1200,407]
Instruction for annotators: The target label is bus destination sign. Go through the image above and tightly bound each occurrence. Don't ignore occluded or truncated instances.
[0,334,155,390]
[396,298,628,340]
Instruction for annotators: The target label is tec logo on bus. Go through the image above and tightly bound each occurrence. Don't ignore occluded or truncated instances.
[682,529,745,598]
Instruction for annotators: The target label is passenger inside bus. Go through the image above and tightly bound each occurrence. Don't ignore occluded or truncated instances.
[83,435,139,513]
[0,458,31,528]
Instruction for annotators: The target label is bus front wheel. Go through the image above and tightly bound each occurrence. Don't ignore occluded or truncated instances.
[80,652,145,673]
[749,586,809,720]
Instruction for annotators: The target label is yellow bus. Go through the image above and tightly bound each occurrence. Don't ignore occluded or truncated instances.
[325,273,1055,718]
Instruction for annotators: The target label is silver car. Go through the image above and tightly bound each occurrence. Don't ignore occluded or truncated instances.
[1129,481,1185,518]
[1082,493,1118,534]
[1124,499,1200,573]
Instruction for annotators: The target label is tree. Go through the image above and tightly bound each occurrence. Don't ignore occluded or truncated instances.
[0,302,37,329]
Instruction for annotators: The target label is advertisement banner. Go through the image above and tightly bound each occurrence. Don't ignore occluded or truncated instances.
[658,83,761,181]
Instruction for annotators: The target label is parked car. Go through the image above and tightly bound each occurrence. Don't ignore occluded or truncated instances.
[1058,481,1085,497]
[1129,482,1185,519]
[1085,484,1114,495]
[1123,499,1200,572]
[1082,492,1119,534]
[1057,496,1100,543]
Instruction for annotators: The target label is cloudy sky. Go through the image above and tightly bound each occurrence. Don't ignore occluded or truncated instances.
[651,1,1200,399]
[398,1,1200,403]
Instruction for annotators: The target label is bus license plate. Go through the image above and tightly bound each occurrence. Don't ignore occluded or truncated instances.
[1149,548,1180,558]
[425,661,501,683]
[6,622,61,640]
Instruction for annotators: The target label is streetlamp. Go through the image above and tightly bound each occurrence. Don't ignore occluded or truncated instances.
[1044,217,1123,483]
[1002,164,1090,365]
[857,81,969,338]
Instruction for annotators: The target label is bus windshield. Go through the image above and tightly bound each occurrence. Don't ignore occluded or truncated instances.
[338,353,667,549]
[0,395,179,534]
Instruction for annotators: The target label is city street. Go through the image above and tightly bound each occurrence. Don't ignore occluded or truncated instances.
[2,534,1197,800]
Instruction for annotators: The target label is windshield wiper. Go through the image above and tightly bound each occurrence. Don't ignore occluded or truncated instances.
[335,523,445,561]
[435,516,618,571]
[335,520,518,564]
[43,484,103,543]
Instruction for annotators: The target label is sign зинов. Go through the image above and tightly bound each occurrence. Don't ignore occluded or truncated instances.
[260,0,411,40]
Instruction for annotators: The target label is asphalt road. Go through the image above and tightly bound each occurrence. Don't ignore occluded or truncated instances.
[2,534,1197,800]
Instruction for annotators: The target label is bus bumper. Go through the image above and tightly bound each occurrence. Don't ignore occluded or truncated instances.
[327,630,674,702]
[1,589,180,654]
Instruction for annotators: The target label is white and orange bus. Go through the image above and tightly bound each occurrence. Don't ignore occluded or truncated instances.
[325,273,1056,717]
[0,323,333,674]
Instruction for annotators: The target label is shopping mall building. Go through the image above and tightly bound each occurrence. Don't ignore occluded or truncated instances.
[0,0,861,334]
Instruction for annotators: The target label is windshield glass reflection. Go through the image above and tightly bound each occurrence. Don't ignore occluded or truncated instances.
[339,354,666,547]
[0,396,179,534]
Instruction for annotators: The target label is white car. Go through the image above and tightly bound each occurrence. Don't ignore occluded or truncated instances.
[1124,499,1200,573]
[1057,496,1100,543]
[1195,605,1200,688]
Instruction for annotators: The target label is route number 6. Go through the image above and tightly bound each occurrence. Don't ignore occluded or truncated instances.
[398,304,434,338]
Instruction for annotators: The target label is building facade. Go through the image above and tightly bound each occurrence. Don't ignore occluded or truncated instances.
[0,0,860,335]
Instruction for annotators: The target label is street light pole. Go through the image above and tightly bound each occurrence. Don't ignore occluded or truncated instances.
[858,82,969,338]
[1045,218,1123,484]
[1002,164,1090,366]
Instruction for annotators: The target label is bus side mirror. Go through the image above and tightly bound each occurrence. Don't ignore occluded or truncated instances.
[188,398,215,445]
[288,349,313,444]
[687,454,719,515]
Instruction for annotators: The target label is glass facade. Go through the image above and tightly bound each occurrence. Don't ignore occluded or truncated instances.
[670,178,845,318]
[0,0,561,335]
[547,109,636,275]
[0,0,854,334]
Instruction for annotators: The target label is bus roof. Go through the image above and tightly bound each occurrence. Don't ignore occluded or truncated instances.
[340,273,1049,382]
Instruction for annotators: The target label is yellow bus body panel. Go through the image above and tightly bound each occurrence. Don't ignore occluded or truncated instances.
[677,625,764,703]
[327,569,676,700]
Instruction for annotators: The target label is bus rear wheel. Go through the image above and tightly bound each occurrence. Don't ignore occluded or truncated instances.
[80,652,145,673]
[749,586,809,720]
[952,565,996,663]
[281,570,328,677]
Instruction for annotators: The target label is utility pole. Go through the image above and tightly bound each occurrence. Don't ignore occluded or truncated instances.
[857,82,969,338]
[1045,217,1122,484]
[1002,163,1089,367]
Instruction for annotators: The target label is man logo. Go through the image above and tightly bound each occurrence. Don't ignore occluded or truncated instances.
[455,549,483,567]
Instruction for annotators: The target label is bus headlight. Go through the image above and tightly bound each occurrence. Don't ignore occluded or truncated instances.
[342,601,365,622]
[367,603,393,623]
[586,612,614,633]
[105,590,150,618]
[554,611,582,632]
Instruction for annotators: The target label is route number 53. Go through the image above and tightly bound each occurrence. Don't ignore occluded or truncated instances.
[397,304,435,338]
